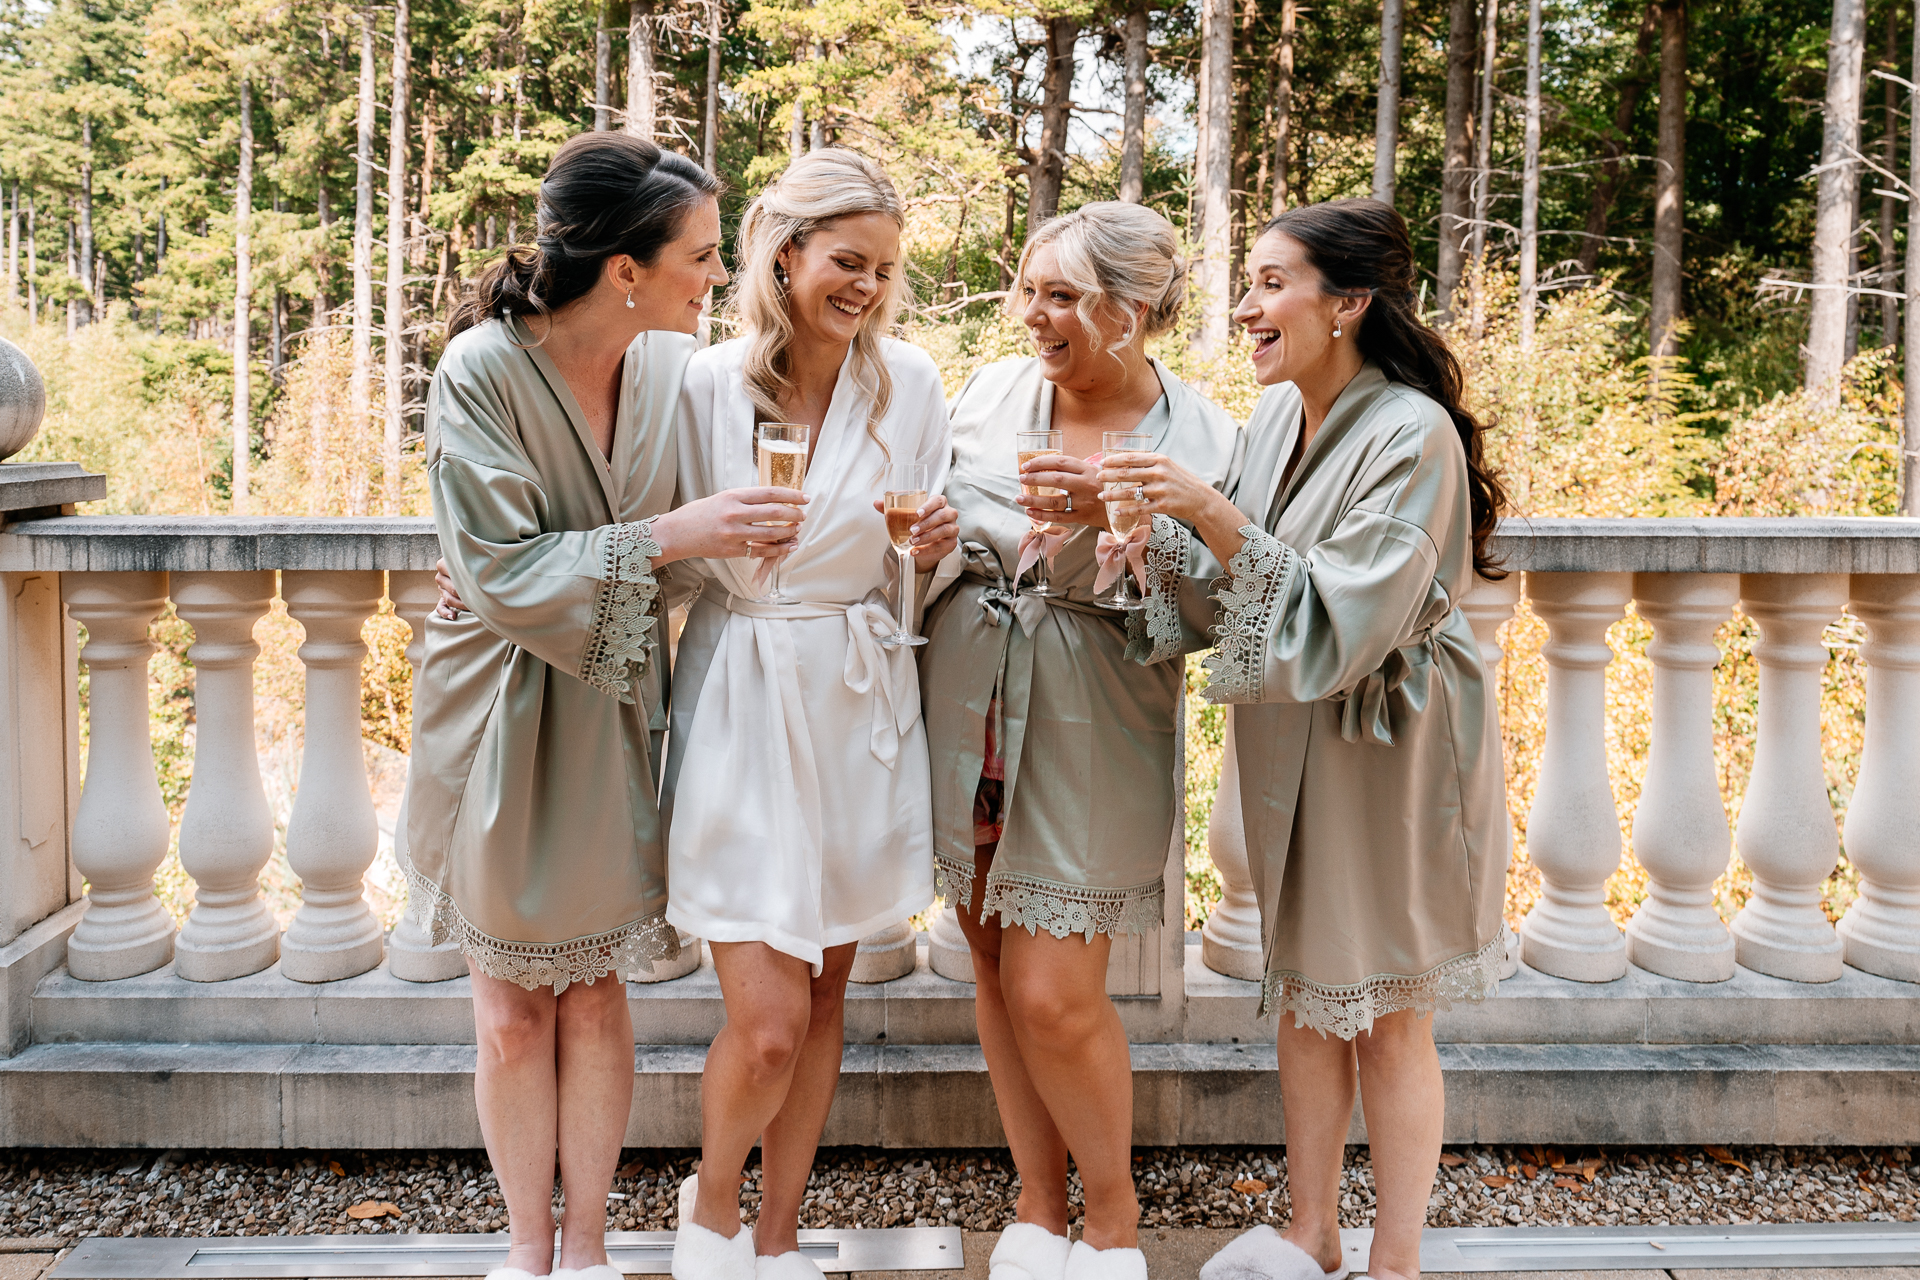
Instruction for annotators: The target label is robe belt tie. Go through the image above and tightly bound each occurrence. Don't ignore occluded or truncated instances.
[717,592,920,768]
[1329,615,1447,747]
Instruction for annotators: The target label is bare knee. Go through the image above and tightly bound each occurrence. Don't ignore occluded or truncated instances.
[555,976,630,1039]
[1354,1010,1434,1070]
[475,993,556,1066]
[1000,962,1101,1039]
[735,1007,810,1086]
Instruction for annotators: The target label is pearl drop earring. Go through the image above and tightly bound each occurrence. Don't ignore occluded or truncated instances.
[1332,324,1342,338]
[625,291,636,310]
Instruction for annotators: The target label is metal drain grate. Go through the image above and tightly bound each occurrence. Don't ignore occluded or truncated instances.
[47,1227,963,1277]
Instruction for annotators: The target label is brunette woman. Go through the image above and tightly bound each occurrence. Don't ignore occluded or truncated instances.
[407,133,806,1280]
[918,202,1239,1280]
[1101,199,1509,1280]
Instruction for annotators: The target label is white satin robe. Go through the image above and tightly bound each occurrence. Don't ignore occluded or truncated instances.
[662,337,951,970]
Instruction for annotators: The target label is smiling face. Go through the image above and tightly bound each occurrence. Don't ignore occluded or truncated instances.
[778,211,900,349]
[625,195,729,334]
[1233,229,1364,386]
[1016,243,1144,387]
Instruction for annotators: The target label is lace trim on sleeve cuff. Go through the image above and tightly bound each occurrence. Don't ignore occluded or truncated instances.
[1124,514,1190,666]
[1200,525,1300,705]
[580,517,665,704]
[402,857,681,995]
[981,871,1164,941]
[1262,926,1509,1037]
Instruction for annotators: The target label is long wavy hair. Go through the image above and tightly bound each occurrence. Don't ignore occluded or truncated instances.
[724,149,910,442]
[1265,198,1508,578]
[447,132,719,342]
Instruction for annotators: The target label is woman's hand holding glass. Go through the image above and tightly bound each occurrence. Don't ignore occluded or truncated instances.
[648,488,810,564]
[1016,453,1111,531]
[1095,450,1251,566]
[871,492,960,568]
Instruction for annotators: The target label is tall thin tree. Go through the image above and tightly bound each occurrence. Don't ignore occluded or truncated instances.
[1469,0,1499,280]
[1437,0,1478,319]
[1373,0,1404,204]
[1195,0,1232,353]
[1269,0,1296,215]
[78,119,94,327]
[1881,9,1900,345]
[595,4,611,130]
[1808,0,1867,403]
[5,182,16,309]
[233,72,254,514]
[628,0,656,139]
[1118,3,1149,203]
[1906,0,1920,513]
[1027,16,1079,230]
[385,0,411,514]
[704,0,722,172]
[351,6,378,516]
[1650,0,1685,359]
[1519,0,1540,351]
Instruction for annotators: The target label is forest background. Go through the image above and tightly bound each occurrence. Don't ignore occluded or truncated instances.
[0,0,1908,937]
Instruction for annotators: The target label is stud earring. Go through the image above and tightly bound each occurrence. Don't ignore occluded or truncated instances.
[626,291,636,310]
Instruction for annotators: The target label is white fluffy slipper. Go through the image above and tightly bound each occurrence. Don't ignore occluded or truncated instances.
[671,1175,755,1280]
[1061,1240,1148,1280]
[989,1223,1073,1280]
[756,1250,827,1280]
[484,1270,542,1280]
[1198,1225,1348,1280]
[554,1266,626,1280]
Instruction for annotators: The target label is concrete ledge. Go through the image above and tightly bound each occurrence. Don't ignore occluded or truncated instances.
[0,463,107,515]
[0,516,441,572]
[1487,516,1920,574]
[2,902,84,1058]
[3,1040,1915,1149]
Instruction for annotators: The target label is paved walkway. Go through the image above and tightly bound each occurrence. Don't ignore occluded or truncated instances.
[5,1230,1919,1280]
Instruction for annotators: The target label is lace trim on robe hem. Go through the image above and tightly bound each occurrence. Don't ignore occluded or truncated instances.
[1124,514,1190,666]
[1261,927,1509,1038]
[935,853,977,912]
[1201,526,1300,706]
[936,856,1163,940]
[402,857,680,994]
[579,517,665,705]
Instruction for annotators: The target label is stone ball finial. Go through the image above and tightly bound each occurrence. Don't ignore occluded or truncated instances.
[0,337,47,462]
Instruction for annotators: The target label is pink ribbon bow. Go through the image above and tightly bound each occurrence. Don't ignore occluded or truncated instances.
[1015,524,1070,582]
[1094,521,1151,593]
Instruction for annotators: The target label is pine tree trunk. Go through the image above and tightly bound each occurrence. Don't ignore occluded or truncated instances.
[1194,0,1233,355]
[1270,0,1296,215]
[351,6,378,517]
[704,0,723,173]
[1808,0,1867,403]
[1027,15,1078,231]
[1230,0,1254,283]
[1119,3,1149,203]
[6,182,16,310]
[385,0,410,515]
[233,73,254,514]
[595,4,611,130]
[628,0,656,140]
[1881,8,1900,347]
[1650,0,1685,360]
[1437,0,1478,320]
[25,198,36,324]
[811,42,827,150]
[78,119,94,326]
[1519,0,1541,352]
[1373,0,1404,204]
[1575,6,1657,278]
[1470,0,1498,280]
[1904,0,1919,513]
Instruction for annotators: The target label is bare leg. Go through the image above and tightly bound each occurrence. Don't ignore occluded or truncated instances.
[470,964,560,1275]
[554,976,637,1270]
[1273,1017,1358,1276]
[1352,1010,1445,1280]
[998,925,1139,1250]
[689,942,815,1240]
[756,942,859,1256]
[953,845,1072,1234]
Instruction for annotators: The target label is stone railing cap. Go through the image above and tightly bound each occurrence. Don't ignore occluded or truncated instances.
[0,462,108,516]
[1488,516,1920,575]
[0,515,442,572]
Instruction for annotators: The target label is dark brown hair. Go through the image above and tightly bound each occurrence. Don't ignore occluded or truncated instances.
[1264,198,1507,579]
[448,132,720,341]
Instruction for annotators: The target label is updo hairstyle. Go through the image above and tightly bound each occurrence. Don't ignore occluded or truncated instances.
[1011,201,1187,353]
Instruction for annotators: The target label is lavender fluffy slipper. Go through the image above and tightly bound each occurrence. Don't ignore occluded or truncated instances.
[1198,1226,1348,1280]
[1061,1240,1148,1280]
[989,1224,1073,1280]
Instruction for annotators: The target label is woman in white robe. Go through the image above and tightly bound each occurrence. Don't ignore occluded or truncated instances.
[662,149,959,1280]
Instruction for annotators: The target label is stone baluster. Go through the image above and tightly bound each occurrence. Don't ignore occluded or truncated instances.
[927,903,974,983]
[171,571,281,982]
[1729,573,1848,982]
[1199,711,1263,982]
[384,571,467,983]
[1518,572,1631,981]
[279,571,386,982]
[1837,574,1920,981]
[1459,573,1523,978]
[1624,573,1739,981]
[63,573,178,981]
[849,920,917,983]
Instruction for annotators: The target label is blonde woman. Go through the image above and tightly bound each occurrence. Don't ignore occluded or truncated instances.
[918,203,1239,1280]
[663,149,959,1280]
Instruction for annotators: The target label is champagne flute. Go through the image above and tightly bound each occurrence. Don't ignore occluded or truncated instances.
[1015,428,1066,598]
[880,462,930,647]
[1101,431,1153,611]
[755,422,811,605]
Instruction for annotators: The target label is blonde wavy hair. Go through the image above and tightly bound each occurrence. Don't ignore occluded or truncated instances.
[725,149,910,438]
[1012,201,1187,355]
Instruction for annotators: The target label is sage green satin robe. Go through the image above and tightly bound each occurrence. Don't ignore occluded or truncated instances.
[403,318,687,992]
[1152,362,1508,1036]
[920,356,1239,937]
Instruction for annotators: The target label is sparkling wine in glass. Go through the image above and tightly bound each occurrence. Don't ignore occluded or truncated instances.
[1014,428,1066,597]
[1101,431,1153,611]
[880,462,930,647]
[755,422,812,604]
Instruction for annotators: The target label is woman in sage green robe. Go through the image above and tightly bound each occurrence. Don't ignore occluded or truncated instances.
[1107,201,1507,1280]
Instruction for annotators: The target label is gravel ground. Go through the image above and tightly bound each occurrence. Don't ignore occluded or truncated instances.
[0,1145,1913,1243]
